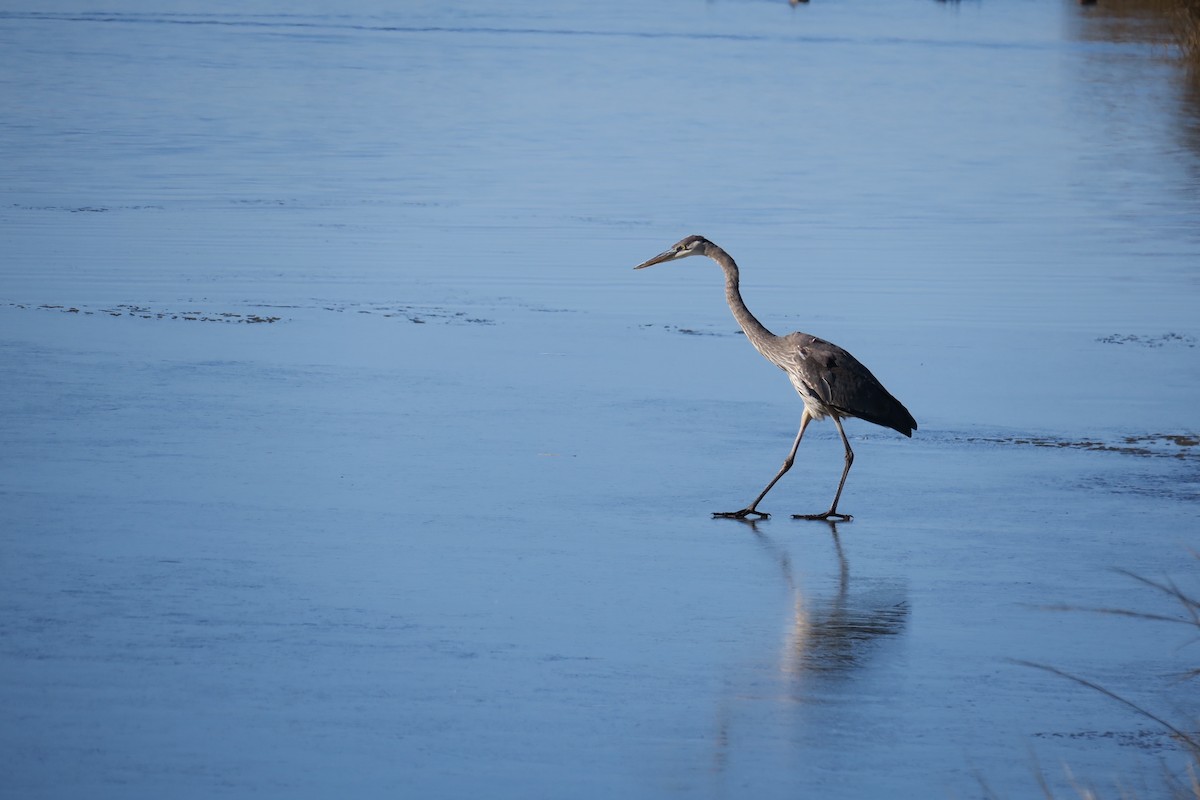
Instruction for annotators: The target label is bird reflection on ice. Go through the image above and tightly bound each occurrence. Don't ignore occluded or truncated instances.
[707,525,910,785]
[770,526,909,680]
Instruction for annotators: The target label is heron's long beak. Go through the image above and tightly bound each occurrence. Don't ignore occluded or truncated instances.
[633,249,677,270]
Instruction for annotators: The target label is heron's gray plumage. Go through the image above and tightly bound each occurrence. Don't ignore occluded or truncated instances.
[774,332,916,436]
[634,234,916,521]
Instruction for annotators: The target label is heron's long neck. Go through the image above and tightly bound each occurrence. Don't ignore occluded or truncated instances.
[712,247,776,352]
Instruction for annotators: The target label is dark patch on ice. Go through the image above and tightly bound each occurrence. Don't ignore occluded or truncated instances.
[115,304,277,324]
[6,301,496,326]
[567,214,653,227]
[6,302,282,323]
[1031,727,1191,752]
[957,431,1198,500]
[231,198,292,206]
[320,303,495,325]
[1096,332,1196,348]
[639,323,738,337]
[8,203,163,213]
[965,432,1199,460]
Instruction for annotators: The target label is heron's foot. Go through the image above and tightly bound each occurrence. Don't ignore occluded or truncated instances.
[791,511,853,522]
[713,508,770,520]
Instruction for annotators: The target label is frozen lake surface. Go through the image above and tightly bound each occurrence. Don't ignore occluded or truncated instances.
[2,2,1199,798]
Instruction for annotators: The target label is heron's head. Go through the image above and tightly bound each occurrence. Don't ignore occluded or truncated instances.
[633,235,711,269]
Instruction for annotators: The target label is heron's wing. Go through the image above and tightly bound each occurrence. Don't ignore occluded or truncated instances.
[781,334,917,436]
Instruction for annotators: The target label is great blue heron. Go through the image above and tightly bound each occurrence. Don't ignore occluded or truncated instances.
[634,235,917,521]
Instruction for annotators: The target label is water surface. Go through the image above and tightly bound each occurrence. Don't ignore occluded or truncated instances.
[2,3,1198,798]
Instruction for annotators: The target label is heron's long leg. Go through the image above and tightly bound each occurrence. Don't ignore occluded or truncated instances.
[793,414,854,522]
[714,411,812,520]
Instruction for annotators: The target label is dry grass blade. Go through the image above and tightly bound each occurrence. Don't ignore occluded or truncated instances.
[1110,568,1200,625]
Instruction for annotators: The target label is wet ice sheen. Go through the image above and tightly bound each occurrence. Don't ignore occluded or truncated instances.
[1,2,1199,799]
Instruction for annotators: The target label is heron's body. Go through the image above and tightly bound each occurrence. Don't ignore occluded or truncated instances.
[634,235,916,520]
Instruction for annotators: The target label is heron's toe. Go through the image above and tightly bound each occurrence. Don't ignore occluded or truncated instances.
[791,511,852,522]
[713,508,769,520]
